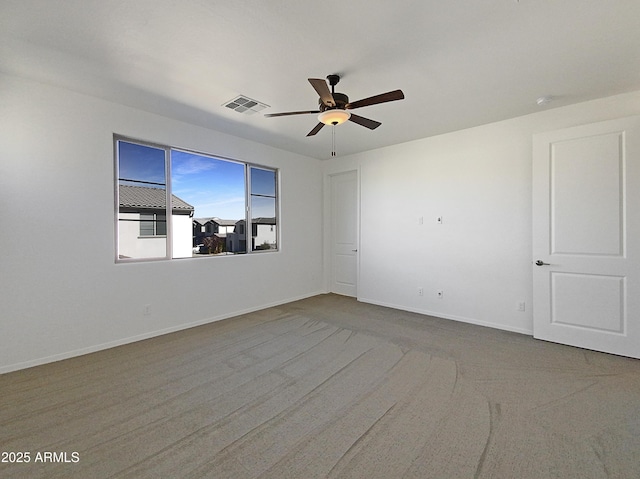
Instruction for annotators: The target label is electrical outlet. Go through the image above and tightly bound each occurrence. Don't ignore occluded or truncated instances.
[517,301,526,312]
[143,304,151,316]
[437,290,444,298]
[418,287,424,296]
[437,216,443,224]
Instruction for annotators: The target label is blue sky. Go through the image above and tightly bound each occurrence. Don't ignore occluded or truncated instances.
[118,141,275,220]
[171,150,245,219]
[117,141,166,186]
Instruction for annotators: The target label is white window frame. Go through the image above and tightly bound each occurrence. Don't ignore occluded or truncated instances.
[114,135,279,263]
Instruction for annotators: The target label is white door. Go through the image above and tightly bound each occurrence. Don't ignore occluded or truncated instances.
[532,116,640,359]
[330,170,358,297]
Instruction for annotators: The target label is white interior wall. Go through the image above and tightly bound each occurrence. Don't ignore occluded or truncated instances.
[0,73,324,373]
[4,70,640,374]
[324,90,640,334]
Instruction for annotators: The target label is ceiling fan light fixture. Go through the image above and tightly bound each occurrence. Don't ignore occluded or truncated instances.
[318,109,351,126]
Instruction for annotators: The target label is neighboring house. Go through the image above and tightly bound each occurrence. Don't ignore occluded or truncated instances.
[118,185,194,259]
[252,217,277,250]
[192,217,238,248]
[226,220,246,253]
[226,217,276,253]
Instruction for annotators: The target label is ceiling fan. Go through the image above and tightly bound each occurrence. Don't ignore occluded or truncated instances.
[265,74,405,137]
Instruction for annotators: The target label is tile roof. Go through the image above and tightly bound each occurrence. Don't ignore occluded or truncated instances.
[253,217,277,225]
[235,217,276,225]
[119,185,194,211]
[193,217,238,226]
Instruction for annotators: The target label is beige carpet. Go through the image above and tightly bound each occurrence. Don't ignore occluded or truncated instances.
[1,294,640,478]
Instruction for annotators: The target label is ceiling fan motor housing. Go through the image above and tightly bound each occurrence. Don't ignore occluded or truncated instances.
[319,92,349,111]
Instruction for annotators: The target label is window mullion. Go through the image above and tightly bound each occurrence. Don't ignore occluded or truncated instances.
[245,162,251,254]
[165,147,172,259]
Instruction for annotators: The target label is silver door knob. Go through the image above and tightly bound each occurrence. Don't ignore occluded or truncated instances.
[535,260,550,266]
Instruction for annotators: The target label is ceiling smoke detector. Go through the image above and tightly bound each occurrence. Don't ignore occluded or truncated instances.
[536,96,553,106]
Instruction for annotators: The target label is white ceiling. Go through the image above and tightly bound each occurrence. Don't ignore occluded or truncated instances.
[2,0,640,160]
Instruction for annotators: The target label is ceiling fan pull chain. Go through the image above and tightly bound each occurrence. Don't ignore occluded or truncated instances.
[331,125,336,157]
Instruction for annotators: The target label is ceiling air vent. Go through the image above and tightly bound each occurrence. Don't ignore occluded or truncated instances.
[223,95,269,115]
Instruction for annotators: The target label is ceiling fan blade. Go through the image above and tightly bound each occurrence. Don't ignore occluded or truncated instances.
[306,122,325,136]
[308,78,336,107]
[348,113,381,130]
[264,110,320,118]
[346,89,405,110]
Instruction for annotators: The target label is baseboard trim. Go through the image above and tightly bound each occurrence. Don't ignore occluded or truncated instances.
[0,290,325,375]
[357,296,533,336]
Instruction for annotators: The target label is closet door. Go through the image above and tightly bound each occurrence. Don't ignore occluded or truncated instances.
[330,170,358,297]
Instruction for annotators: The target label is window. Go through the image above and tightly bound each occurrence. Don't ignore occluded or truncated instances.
[139,213,166,236]
[115,136,278,261]
[250,166,278,251]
